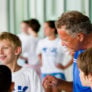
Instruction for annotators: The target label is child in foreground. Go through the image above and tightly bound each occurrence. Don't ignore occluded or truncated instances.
[77,48,92,88]
[0,65,14,92]
[0,32,44,92]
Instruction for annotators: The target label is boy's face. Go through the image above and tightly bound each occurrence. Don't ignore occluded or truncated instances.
[79,69,92,88]
[0,40,21,65]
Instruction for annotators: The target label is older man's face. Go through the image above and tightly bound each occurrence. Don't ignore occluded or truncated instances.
[57,26,82,51]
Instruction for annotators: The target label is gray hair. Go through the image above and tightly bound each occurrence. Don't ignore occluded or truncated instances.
[66,21,92,37]
[55,11,92,37]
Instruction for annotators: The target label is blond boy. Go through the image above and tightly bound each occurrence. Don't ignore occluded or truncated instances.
[0,32,44,92]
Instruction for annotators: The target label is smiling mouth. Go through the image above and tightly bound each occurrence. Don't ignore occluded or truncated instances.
[0,56,6,61]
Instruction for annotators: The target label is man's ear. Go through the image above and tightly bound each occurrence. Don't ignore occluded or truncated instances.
[15,47,22,56]
[77,33,85,42]
[10,82,15,91]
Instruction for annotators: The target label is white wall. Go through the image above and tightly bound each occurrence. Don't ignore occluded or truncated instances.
[0,0,7,32]
[0,0,90,34]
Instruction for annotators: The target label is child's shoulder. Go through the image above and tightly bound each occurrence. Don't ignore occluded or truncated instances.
[21,66,36,73]
[39,38,47,42]
[37,38,48,45]
[21,66,39,79]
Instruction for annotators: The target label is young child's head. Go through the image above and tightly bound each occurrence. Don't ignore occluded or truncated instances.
[44,20,57,37]
[21,20,29,34]
[0,65,14,92]
[0,32,22,65]
[77,48,92,88]
[28,19,41,34]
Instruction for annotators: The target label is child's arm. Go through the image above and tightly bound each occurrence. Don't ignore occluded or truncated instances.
[38,54,42,66]
[56,48,74,70]
[56,59,73,70]
[19,56,28,64]
[36,40,43,66]
[63,59,73,69]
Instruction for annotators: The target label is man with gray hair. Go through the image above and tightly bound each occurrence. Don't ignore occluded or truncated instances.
[43,11,92,92]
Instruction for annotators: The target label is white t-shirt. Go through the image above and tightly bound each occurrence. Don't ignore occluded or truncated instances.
[12,67,44,92]
[18,33,39,65]
[28,35,39,65]
[36,37,66,73]
[18,33,31,57]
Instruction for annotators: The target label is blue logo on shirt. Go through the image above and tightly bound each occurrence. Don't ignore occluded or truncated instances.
[14,86,28,92]
[42,47,57,56]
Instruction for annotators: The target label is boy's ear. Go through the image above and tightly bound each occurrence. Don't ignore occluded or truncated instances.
[10,82,15,91]
[15,47,22,56]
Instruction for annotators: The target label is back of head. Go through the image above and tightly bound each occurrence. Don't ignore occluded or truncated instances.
[28,19,41,33]
[0,65,12,92]
[77,48,92,75]
[56,11,92,36]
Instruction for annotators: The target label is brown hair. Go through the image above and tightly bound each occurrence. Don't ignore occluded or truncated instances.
[0,32,21,48]
[28,19,41,33]
[22,20,29,25]
[0,32,22,57]
[45,20,57,35]
[77,48,92,75]
[55,11,92,36]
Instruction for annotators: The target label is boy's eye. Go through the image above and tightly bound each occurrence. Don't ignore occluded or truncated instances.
[3,47,9,49]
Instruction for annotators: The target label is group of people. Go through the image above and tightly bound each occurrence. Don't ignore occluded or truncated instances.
[17,18,72,92]
[0,10,92,92]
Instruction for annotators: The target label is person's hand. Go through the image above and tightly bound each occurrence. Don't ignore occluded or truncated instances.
[56,63,65,70]
[43,75,60,89]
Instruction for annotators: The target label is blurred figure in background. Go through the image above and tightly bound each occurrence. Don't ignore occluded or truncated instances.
[37,20,66,92]
[25,19,41,76]
[27,19,41,65]
[18,19,41,76]
[18,20,31,66]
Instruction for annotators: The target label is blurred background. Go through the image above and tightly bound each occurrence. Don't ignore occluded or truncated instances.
[1,0,92,82]
[0,0,92,37]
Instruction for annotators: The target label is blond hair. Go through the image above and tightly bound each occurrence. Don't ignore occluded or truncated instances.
[0,32,22,57]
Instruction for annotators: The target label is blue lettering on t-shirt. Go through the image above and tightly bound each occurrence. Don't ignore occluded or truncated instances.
[42,48,47,52]
[51,48,57,53]
[15,86,28,92]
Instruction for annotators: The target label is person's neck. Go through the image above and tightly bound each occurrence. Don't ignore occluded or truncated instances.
[22,31,29,35]
[6,60,21,72]
[30,31,38,37]
[48,34,57,40]
[83,33,92,49]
